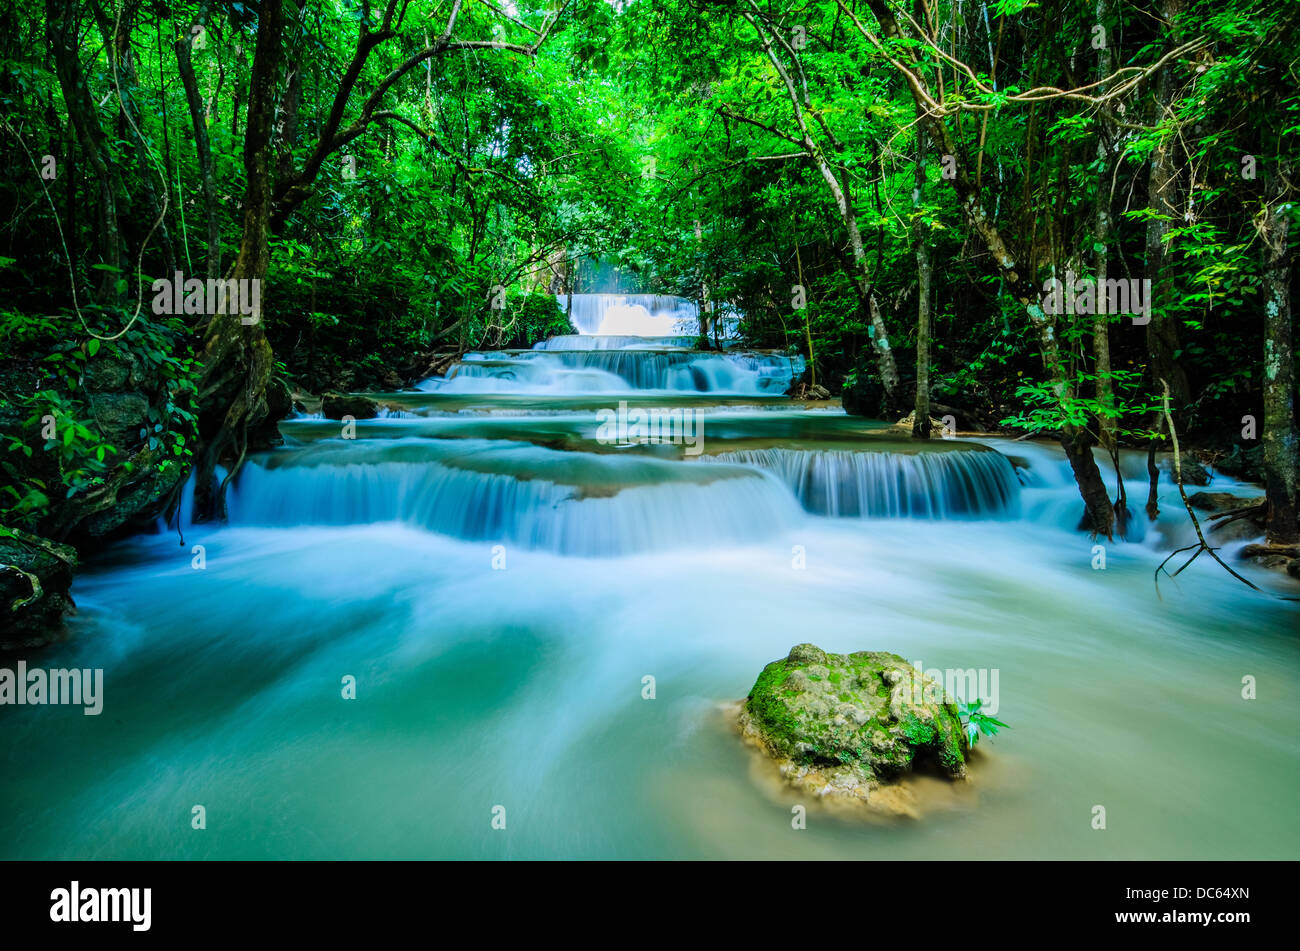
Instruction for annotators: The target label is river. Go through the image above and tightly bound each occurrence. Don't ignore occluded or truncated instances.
[2,296,1297,859]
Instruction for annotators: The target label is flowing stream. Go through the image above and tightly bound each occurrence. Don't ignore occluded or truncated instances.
[3,300,1298,859]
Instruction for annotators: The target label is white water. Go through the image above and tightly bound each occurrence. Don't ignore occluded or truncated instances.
[3,326,1298,861]
[705,446,1021,518]
[563,293,699,336]
[419,344,805,396]
[226,437,803,556]
[536,334,701,351]
[417,294,797,395]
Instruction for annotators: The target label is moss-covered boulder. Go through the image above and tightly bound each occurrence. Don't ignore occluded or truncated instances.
[738,644,967,803]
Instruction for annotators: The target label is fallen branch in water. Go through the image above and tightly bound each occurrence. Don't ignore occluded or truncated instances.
[1240,543,1300,560]
[1154,379,1262,597]
[1205,502,1268,527]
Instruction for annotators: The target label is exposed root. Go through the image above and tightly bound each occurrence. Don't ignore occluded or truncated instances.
[1153,379,1261,597]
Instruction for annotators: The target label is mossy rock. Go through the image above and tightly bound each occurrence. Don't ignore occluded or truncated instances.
[322,392,379,420]
[0,529,78,650]
[739,644,967,803]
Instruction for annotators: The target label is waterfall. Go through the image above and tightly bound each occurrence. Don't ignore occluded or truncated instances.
[562,294,700,336]
[703,447,1022,518]
[419,347,805,395]
[224,438,804,555]
[411,293,797,395]
[535,334,701,351]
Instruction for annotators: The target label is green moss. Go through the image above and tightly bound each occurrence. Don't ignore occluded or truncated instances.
[901,714,936,746]
[745,660,801,756]
[742,644,969,785]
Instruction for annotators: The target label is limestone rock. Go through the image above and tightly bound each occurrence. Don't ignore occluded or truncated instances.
[738,643,967,805]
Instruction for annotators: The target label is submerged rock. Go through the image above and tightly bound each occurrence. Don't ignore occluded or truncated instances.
[738,644,967,805]
[322,393,379,420]
[1188,491,1263,513]
[1186,491,1267,545]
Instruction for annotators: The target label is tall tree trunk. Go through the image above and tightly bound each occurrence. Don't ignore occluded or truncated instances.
[1145,0,1190,411]
[912,123,931,439]
[88,0,177,279]
[694,213,713,348]
[1092,0,1117,453]
[1259,161,1298,545]
[64,117,78,290]
[175,0,221,278]
[793,226,815,388]
[191,0,285,521]
[45,0,125,303]
[741,6,900,400]
[852,0,1115,536]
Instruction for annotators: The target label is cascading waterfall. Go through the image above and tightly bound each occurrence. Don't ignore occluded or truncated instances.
[419,341,805,395]
[417,294,799,394]
[562,293,700,336]
[703,446,1022,518]
[225,438,804,555]
[535,334,701,351]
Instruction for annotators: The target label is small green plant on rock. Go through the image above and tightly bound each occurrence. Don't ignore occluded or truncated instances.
[959,699,1009,747]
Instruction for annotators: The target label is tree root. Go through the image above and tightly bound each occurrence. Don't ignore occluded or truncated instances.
[1153,379,1261,597]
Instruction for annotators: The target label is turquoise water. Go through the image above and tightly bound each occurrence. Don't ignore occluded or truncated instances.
[3,339,1298,860]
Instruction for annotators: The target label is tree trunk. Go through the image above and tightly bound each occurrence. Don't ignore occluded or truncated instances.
[89,0,177,279]
[191,0,285,521]
[856,0,1115,536]
[175,0,221,278]
[912,123,931,439]
[1260,161,1298,545]
[1144,0,1190,412]
[45,0,125,303]
[741,7,899,399]
[1092,0,1117,453]
[694,213,713,348]
[794,228,815,388]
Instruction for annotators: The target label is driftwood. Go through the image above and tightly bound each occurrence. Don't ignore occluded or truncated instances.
[402,351,460,385]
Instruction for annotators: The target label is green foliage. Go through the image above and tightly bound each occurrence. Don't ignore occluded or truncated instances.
[1001,368,1160,441]
[0,308,198,531]
[959,699,1010,747]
